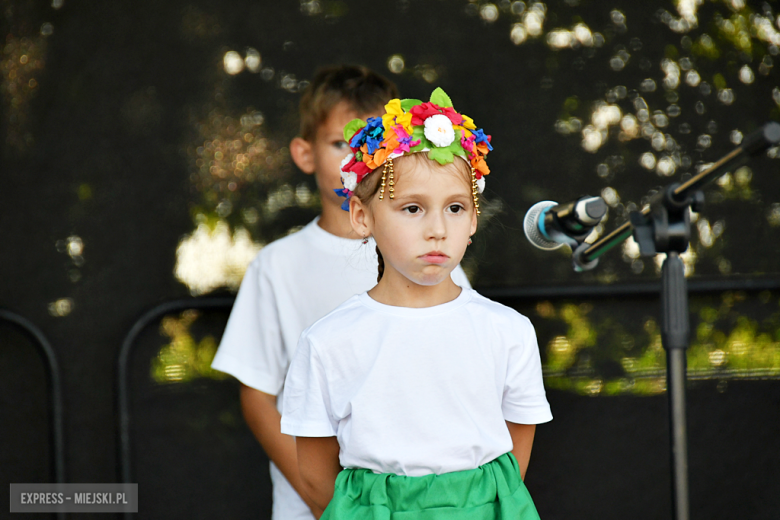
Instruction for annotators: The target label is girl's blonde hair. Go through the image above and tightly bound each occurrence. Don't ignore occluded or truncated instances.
[352,154,477,282]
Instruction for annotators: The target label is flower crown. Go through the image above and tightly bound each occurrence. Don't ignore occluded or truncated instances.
[335,87,492,213]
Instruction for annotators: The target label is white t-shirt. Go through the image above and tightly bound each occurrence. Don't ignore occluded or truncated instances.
[280,288,552,477]
[211,218,471,519]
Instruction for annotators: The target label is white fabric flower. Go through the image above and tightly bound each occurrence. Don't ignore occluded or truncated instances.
[423,114,455,147]
[476,176,486,193]
[342,171,358,191]
[340,152,354,169]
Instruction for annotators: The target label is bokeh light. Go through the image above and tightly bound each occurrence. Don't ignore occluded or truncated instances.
[174,221,262,296]
[222,50,244,75]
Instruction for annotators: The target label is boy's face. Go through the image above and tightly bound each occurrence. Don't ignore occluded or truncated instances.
[308,101,383,211]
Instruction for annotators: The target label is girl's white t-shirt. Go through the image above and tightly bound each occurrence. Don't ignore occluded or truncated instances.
[281,288,552,477]
[211,218,471,519]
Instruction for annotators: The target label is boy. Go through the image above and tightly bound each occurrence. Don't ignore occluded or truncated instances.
[211,65,471,520]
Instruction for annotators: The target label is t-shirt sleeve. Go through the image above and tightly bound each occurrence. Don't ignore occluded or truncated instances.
[280,333,338,437]
[502,317,553,425]
[210,255,288,395]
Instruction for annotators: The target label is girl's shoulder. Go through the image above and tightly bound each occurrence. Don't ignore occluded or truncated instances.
[467,290,533,326]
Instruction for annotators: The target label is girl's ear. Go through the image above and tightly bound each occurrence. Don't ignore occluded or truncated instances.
[350,197,372,238]
[290,137,315,174]
[470,205,478,236]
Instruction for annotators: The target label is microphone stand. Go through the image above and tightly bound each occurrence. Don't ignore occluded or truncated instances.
[570,122,780,520]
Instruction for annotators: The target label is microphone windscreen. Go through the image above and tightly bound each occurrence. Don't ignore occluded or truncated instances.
[741,122,780,155]
[524,201,565,251]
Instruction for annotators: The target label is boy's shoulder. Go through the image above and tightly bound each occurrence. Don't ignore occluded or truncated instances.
[301,293,364,337]
[248,219,320,270]
[260,219,317,254]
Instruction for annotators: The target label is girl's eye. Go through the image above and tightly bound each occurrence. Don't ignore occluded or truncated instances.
[333,141,348,150]
[449,204,464,213]
[404,205,420,214]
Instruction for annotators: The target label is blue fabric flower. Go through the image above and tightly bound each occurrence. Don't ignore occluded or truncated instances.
[350,127,367,148]
[472,128,493,151]
[365,137,383,154]
[365,116,384,132]
[351,117,385,150]
[334,188,352,211]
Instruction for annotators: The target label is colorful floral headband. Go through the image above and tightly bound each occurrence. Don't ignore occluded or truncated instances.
[335,87,492,214]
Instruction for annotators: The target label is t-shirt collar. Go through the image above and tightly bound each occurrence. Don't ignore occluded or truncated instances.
[305,216,372,253]
[358,287,472,318]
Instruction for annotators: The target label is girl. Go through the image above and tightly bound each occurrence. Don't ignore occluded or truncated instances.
[281,88,552,519]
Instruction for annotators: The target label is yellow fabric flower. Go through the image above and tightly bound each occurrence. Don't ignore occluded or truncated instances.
[460,114,477,130]
[382,99,403,138]
[382,99,414,138]
[395,112,414,135]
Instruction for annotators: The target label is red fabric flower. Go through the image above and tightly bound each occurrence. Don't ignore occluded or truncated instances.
[350,161,372,178]
[340,155,357,172]
[409,102,463,126]
[441,106,463,126]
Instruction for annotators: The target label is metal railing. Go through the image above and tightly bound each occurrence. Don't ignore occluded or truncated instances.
[114,275,780,486]
[5,276,778,518]
[116,296,235,490]
[0,308,67,520]
[478,276,780,301]
[0,309,66,485]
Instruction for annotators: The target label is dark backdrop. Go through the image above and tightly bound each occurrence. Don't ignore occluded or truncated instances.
[2,0,779,518]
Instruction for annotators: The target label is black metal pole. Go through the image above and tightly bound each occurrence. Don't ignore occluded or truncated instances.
[660,252,690,520]
[528,122,779,520]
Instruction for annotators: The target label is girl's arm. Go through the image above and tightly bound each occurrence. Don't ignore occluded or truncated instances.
[506,421,537,480]
[296,436,342,512]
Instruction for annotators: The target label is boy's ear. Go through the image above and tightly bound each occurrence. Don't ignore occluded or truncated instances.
[290,137,315,174]
[349,197,372,238]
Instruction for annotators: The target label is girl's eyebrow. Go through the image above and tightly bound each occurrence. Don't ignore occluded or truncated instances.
[392,192,471,203]
[391,193,427,202]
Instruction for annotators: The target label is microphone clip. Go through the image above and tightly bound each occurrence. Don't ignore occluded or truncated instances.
[630,184,705,257]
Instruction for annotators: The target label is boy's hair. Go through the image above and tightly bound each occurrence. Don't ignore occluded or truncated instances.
[299,65,399,141]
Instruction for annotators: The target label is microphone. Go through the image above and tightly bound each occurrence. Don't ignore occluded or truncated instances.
[524,196,608,251]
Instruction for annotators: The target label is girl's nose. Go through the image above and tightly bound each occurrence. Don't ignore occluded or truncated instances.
[426,212,447,240]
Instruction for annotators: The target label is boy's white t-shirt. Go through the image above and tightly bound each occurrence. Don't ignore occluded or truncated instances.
[211,218,471,520]
[280,288,552,477]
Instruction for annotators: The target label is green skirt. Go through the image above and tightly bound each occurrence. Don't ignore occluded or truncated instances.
[321,453,540,519]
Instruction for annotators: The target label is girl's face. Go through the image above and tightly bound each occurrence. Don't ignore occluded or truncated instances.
[352,159,477,288]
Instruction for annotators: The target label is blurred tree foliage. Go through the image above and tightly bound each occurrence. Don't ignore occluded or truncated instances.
[3,0,780,395]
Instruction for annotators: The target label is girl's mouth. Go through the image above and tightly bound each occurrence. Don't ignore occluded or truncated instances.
[419,251,449,264]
